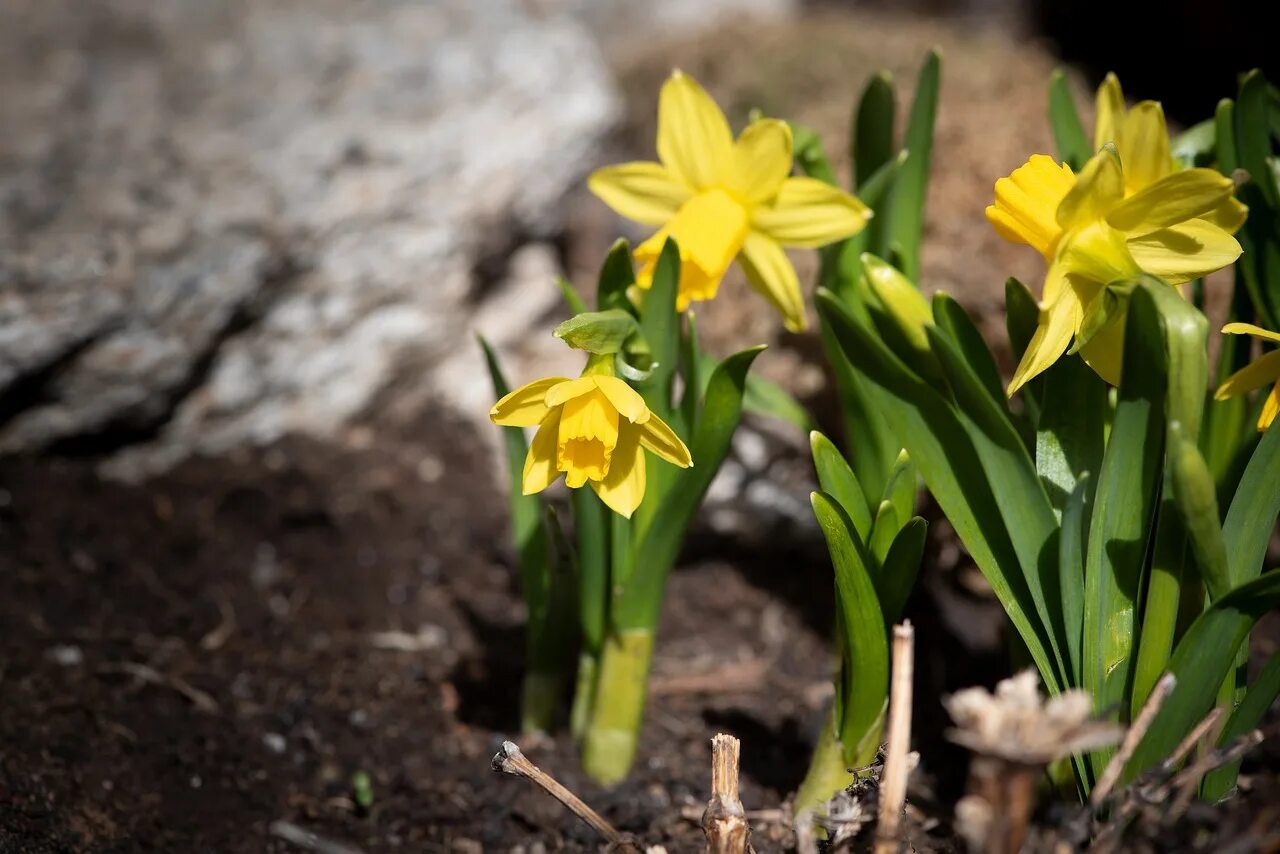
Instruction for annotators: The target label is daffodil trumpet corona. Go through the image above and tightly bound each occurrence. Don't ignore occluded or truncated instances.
[489,355,692,519]
[589,70,872,331]
[987,76,1245,395]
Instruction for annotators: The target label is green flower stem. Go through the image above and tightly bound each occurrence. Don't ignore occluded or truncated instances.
[569,651,599,742]
[793,710,855,818]
[580,630,654,785]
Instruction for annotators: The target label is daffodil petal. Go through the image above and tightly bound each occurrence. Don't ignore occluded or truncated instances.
[636,411,692,468]
[1078,306,1126,386]
[1057,146,1124,230]
[491,376,571,427]
[986,155,1076,258]
[588,162,692,226]
[1007,292,1080,396]
[727,118,793,204]
[1223,322,1280,343]
[750,177,871,249]
[1200,197,1248,235]
[656,70,733,191]
[1259,384,1280,430]
[1125,219,1241,284]
[522,410,563,494]
[592,425,646,518]
[1118,101,1173,192]
[1094,72,1125,152]
[1215,349,1280,400]
[1106,168,1234,235]
[545,376,600,408]
[738,230,806,332]
[593,375,651,424]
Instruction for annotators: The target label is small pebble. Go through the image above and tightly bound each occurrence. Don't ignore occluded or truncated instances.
[263,733,287,754]
[47,645,83,667]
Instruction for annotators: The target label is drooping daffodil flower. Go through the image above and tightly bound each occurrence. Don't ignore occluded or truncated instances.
[987,145,1242,395]
[1093,73,1248,234]
[490,368,691,518]
[1215,323,1280,430]
[588,70,871,331]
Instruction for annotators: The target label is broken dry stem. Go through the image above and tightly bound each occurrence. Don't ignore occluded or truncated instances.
[703,733,750,854]
[491,741,621,844]
[874,622,914,854]
[1091,672,1175,807]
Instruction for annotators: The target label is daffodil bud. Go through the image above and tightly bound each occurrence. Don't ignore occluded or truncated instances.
[861,253,934,357]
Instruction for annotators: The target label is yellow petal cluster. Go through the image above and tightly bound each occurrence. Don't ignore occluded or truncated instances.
[490,373,692,518]
[589,71,872,331]
[986,76,1245,395]
[1215,323,1280,430]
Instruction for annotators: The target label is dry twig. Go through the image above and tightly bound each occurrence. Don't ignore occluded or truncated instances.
[874,622,914,854]
[1091,673,1175,807]
[269,820,366,854]
[491,741,632,848]
[97,661,219,714]
[702,733,751,854]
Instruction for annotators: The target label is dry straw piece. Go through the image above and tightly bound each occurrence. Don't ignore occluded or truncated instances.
[702,733,752,854]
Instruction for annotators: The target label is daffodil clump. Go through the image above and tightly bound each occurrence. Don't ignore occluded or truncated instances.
[483,56,1280,820]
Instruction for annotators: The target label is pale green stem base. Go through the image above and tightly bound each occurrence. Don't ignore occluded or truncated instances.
[520,671,565,736]
[580,630,654,785]
[569,651,600,743]
[793,709,855,819]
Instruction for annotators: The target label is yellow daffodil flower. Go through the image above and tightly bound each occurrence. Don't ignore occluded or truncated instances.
[1215,323,1280,430]
[588,70,871,332]
[1093,73,1248,234]
[490,371,692,518]
[987,146,1242,394]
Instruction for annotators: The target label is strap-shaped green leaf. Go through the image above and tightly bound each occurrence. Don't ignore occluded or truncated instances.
[1223,419,1280,587]
[558,276,589,315]
[637,238,681,419]
[879,517,927,625]
[1047,69,1091,170]
[571,486,611,654]
[1060,475,1090,688]
[868,499,901,566]
[1125,571,1280,781]
[615,347,764,629]
[817,289,1061,693]
[1201,652,1280,800]
[1035,353,1106,518]
[697,350,812,432]
[1084,286,1167,725]
[811,430,873,540]
[597,238,637,314]
[1237,70,1280,208]
[880,449,917,526]
[812,491,890,765]
[882,50,940,282]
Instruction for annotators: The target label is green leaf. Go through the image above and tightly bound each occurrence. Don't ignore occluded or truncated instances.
[790,122,838,185]
[572,487,610,654]
[1060,475,1091,688]
[854,71,896,190]
[818,321,897,502]
[597,239,637,314]
[1222,419,1280,587]
[553,309,640,355]
[880,449,917,526]
[811,430,873,540]
[879,516,927,625]
[1035,354,1107,517]
[1084,286,1167,724]
[1202,652,1280,800]
[636,238,681,418]
[1125,571,1280,780]
[812,491,890,765]
[869,499,901,566]
[697,350,812,432]
[1237,70,1280,207]
[925,322,1069,686]
[1048,69,1091,170]
[817,289,1062,693]
[881,50,940,282]
[1170,435,1230,601]
[932,292,1005,409]
[616,347,764,629]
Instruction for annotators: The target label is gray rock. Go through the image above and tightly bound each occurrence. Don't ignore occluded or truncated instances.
[0,0,619,472]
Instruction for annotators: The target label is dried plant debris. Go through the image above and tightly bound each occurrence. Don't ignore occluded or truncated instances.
[945,670,1124,766]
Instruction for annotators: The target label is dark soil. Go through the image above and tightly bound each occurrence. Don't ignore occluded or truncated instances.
[1,404,1277,853]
